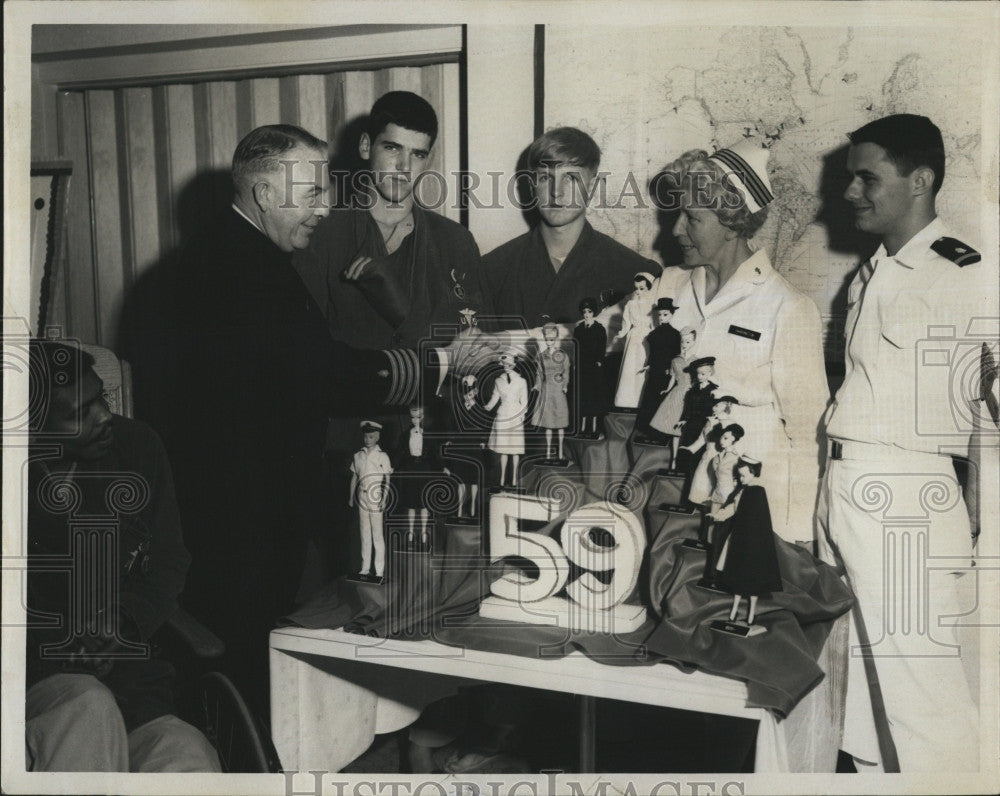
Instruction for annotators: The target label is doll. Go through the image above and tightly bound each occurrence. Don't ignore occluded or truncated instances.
[394,404,449,547]
[613,272,656,409]
[706,457,783,633]
[681,393,741,457]
[572,297,607,438]
[443,374,488,518]
[689,423,745,545]
[674,356,718,472]
[484,348,528,488]
[348,421,392,581]
[531,323,571,461]
[649,325,698,461]
[635,297,681,439]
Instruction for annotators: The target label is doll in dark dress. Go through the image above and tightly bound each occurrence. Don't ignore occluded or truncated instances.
[443,375,489,519]
[635,297,681,441]
[707,457,783,635]
[572,297,607,438]
[395,404,449,547]
[675,356,718,473]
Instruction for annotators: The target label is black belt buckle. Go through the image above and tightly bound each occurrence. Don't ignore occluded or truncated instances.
[831,440,843,460]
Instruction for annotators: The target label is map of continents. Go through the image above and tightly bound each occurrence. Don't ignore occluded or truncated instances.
[546,25,985,354]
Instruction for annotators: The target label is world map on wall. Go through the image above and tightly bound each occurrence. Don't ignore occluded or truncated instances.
[546,25,986,353]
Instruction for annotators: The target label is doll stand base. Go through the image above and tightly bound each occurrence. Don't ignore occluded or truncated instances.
[681,538,711,551]
[611,406,639,414]
[659,502,696,515]
[446,515,480,526]
[710,619,767,637]
[538,457,571,467]
[696,577,730,593]
[480,594,648,634]
[576,431,605,441]
[347,573,385,585]
[488,485,525,495]
[632,434,670,447]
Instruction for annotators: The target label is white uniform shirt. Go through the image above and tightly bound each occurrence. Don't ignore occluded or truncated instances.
[825,217,997,457]
[655,249,829,540]
[351,444,393,510]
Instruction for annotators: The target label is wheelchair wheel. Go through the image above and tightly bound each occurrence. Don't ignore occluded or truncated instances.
[200,671,281,772]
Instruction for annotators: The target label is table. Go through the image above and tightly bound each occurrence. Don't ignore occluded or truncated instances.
[269,624,845,773]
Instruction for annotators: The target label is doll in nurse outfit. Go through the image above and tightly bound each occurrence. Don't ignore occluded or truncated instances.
[485,348,528,488]
[613,272,656,409]
[689,422,745,547]
[682,393,741,457]
[707,456,783,634]
[531,323,571,461]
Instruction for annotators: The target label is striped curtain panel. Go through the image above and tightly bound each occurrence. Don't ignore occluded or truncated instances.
[52,63,459,348]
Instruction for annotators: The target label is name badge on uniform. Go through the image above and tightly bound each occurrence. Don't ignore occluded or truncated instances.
[728,324,761,341]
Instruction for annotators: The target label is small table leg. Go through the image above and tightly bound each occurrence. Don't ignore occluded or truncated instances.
[578,694,596,772]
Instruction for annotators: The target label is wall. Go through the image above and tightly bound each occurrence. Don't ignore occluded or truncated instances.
[30,25,463,349]
[542,21,997,358]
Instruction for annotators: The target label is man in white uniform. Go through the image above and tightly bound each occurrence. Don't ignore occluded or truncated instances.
[349,421,393,580]
[653,140,829,545]
[818,113,993,772]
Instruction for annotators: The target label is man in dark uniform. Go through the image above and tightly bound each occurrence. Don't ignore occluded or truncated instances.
[482,127,659,329]
[635,296,681,439]
[294,91,489,455]
[149,125,436,718]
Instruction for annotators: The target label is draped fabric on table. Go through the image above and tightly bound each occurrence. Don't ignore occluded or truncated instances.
[284,413,853,717]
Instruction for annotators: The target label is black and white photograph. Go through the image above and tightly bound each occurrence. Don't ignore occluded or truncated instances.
[3,2,998,794]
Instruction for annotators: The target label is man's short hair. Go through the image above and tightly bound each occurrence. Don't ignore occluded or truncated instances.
[231,124,327,195]
[366,91,438,146]
[848,114,945,195]
[28,340,94,432]
[527,127,601,174]
[655,149,768,238]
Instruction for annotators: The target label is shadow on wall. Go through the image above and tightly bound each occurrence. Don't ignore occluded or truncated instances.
[329,114,368,208]
[117,169,232,427]
[816,143,878,324]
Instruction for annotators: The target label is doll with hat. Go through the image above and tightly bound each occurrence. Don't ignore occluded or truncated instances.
[348,421,392,582]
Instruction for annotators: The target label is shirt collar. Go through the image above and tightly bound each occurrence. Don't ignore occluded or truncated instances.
[690,248,773,313]
[730,248,774,286]
[232,203,265,235]
[883,216,946,270]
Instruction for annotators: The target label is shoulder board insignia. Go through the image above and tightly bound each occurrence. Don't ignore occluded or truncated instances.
[931,236,981,266]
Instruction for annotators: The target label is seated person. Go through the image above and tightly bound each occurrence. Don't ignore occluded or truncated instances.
[24,340,219,772]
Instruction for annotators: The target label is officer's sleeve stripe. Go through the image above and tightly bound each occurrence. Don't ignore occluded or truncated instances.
[383,348,419,406]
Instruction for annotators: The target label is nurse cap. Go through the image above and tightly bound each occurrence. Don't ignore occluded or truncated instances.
[708,139,774,214]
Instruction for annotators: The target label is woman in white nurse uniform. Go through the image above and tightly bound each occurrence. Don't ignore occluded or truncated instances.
[652,140,829,543]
